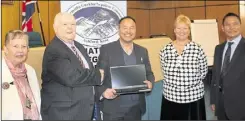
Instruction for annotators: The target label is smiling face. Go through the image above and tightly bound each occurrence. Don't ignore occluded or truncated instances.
[119,18,136,44]
[4,33,29,67]
[174,14,191,41]
[53,13,76,42]
[222,16,242,41]
[174,22,190,41]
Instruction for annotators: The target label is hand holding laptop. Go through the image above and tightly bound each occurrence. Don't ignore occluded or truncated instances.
[103,88,118,99]
[143,80,152,89]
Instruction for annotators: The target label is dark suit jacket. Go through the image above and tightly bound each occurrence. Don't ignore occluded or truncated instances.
[97,40,155,115]
[211,37,245,120]
[41,36,101,120]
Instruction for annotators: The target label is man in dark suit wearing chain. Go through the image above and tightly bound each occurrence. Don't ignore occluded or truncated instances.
[211,12,245,120]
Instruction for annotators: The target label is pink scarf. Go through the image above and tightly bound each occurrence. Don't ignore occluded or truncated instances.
[5,57,40,120]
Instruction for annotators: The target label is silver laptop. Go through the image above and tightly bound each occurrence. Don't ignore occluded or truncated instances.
[110,64,151,95]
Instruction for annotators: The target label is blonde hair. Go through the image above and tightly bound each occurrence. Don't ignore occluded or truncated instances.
[174,14,191,28]
[5,30,28,46]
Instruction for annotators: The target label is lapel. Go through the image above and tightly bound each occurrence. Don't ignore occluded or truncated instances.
[26,64,41,115]
[74,41,93,68]
[54,37,84,68]
[2,58,23,119]
[114,41,125,66]
[112,41,143,66]
[217,43,226,77]
[133,43,142,64]
[2,57,15,84]
[223,37,245,76]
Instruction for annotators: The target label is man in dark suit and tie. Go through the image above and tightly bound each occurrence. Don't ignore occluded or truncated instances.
[97,16,155,120]
[41,12,104,120]
[211,12,245,120]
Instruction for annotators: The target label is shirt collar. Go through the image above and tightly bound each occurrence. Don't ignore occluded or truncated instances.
[57,36,75,46]
[226,34,242,45]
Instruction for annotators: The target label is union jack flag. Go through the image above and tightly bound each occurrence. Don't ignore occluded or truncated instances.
[22,0,36,32]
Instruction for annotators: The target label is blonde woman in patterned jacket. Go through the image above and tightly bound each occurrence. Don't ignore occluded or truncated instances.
[160,14,208,120]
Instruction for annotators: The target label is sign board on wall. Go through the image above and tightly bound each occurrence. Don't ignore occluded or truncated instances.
[191,19,220,66]
[61,1,127,66]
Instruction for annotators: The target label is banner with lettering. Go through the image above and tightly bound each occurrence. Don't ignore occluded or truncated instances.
[61,1,126,67]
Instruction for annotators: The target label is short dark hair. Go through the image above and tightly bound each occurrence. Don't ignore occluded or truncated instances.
[222,12,241,25]
[118,16,136,25]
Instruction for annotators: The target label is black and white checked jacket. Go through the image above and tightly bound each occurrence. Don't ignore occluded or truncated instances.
[160,41,208,103]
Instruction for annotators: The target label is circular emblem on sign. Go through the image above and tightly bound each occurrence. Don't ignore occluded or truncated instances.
[67,1,124,47]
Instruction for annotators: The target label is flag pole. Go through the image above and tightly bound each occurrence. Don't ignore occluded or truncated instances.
[35,1,46,46]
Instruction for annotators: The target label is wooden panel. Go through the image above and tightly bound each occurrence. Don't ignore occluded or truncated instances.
[1,1,61,47]
[127,9,150,39]
[1,1,20,47]
[149,1,175,9]
[175,1,205,8]
[134,37,172,81]
[149,1,204,9]
[31,1,49,46]
[206,1,238,6]
[240,4,245,36]
[127,1,149,9]
[206,5,239,43]
[17,1,60,45]
[150,9,176,40]
[48,1,61,44]
[176,7,205,20]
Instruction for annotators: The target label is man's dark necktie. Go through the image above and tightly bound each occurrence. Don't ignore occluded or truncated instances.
[71,46,85,68]
[221,42,233,75]
[220,42,233,89]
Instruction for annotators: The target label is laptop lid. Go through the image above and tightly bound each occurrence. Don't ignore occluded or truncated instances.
[110,64,147,89]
